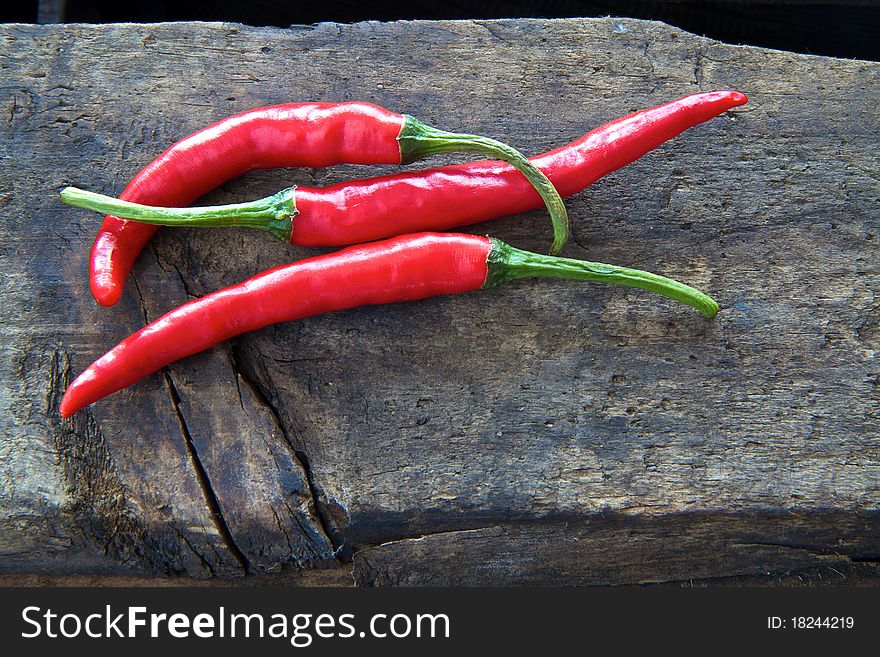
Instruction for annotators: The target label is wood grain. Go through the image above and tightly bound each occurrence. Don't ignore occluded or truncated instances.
[0,18,877,585]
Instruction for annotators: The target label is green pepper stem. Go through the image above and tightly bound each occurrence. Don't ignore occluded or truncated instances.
[486,239,718,319]
[398,116,568,256]
[59,186,298,242]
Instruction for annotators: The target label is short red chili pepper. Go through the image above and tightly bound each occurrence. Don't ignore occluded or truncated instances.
[58,232,718,418]
[88,101,568,307]
[84,91,746,307]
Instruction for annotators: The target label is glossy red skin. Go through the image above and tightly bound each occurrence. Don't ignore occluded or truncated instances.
[292,90,747,245]
[89,91,746,306]
[91,102,405,306]
[61,233,492,417]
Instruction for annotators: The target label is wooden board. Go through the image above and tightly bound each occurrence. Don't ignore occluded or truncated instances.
[1,18,878,585]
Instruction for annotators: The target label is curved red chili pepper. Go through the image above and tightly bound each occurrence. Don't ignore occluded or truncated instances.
[90,103,399,304]
[89,101,567,306]
[85,92,746,306]
[59,232,718,418]
[293,90,748,246]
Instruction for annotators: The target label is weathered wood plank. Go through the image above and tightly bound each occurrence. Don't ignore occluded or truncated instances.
[352,513,880,586]
[0,18,877,584]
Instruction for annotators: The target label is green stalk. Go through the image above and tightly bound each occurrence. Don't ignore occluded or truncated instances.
[485,238,718,319]
[398,116,568,256]
[59,186,298,242]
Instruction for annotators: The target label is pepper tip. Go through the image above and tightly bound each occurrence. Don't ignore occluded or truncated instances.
[58,395,75,419]
[729,91,748,106]
[90,280,123,308]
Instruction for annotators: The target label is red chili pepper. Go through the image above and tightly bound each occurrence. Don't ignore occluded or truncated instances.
[88,102,568,307]
[58,232,718,418]
[83,92,746,307]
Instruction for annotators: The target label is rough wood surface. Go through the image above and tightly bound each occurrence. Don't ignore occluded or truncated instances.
[1,18,877,585]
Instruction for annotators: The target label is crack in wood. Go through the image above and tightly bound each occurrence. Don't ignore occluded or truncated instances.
[358,526,502,552]
[171,525,216,577]
[150,243,198,300]
[131,276,250,575]
[159,368,251,575]
[731,541,880,564]
[229,343,343,561]
[730,541,848,560]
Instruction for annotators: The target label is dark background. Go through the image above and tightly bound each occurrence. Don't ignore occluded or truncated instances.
[5,1,880,61]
